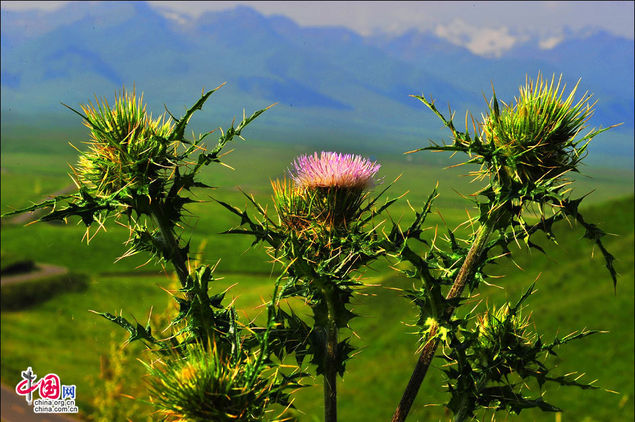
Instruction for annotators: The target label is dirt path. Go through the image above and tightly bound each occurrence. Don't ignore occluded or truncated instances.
[1,264,69,285]
[1,384,80,422]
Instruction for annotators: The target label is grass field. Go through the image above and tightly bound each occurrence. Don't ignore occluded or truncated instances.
[1,139,633,421]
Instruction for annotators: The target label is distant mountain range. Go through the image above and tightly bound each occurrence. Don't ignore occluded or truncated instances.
[1,1,633,163]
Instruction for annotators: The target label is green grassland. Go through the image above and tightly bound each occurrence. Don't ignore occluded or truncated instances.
[1,140,633,421]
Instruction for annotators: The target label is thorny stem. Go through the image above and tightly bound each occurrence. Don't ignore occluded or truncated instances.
[453,374,488,422]
[391,208,505,422]
[151,202,190,290]
[454,394,473,422]
[323,286,339,422]
[152,201,217,345]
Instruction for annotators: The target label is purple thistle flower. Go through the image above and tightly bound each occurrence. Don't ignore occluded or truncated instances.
[273,152,381,231]
[289,151,381,190]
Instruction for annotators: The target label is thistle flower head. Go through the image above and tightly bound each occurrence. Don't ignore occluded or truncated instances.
[483,73,597,185]
[74,88,174,198]
[274,152,380,231]
[289,151,380,190]
[144,343,286,422]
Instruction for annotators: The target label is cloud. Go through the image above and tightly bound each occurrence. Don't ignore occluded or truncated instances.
[539,35,564,50]
[161,10,188,25]
[435,19,518,57]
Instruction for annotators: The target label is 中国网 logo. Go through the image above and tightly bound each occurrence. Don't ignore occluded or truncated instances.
[15,367,78,414]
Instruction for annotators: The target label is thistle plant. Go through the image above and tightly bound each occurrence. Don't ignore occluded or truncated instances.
[3,86,303,420]
[9,85,268,343]
[220,151,400,422]
[390,73,619,421]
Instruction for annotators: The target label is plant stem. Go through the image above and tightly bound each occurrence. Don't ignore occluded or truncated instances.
[153,201,214,344]
[454,405,471,422]
[323,287,338,422]
[152,202,189,289]
[391,210,503,422]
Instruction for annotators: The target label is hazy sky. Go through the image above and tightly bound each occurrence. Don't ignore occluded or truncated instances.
[2,1,633,55]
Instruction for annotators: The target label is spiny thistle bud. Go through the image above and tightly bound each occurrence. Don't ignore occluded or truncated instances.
[144,343,285,422]
[273,151,380,230]
[483,73,597,185]
[475,304,534,360]
[443,297,600,418]
[74,88,174,198]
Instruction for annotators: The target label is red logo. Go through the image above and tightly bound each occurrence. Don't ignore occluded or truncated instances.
[39,374,61,399]
[15,368,73,405]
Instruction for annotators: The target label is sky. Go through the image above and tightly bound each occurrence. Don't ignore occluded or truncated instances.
[1,1,633,56]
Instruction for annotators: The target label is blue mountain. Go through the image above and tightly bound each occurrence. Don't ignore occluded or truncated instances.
[1,2,632,162]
